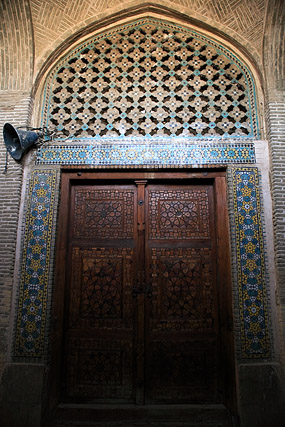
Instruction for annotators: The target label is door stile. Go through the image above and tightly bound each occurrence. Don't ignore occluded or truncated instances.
[214,176,236,414]
[48,173,71,417]
[61,184,76,397]
[134,180,147,405]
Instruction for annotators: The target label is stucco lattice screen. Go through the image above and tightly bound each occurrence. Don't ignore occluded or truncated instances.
[41,19,259,140]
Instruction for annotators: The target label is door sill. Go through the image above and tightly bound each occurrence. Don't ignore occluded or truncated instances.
[54,403,233,426]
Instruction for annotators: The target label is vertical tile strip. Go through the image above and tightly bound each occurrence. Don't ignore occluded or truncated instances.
[14,170,57,357]
[232,167,270,358]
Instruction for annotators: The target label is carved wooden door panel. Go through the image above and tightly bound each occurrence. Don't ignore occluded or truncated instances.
[62,180,221,405]
[63,184,137,402]
[145,184,219,403]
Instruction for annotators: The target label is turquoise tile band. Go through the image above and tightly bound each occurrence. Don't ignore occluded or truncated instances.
[37,142,255,165]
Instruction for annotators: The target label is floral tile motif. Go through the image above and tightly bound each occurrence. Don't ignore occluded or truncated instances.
[232,167,270,358]
[14,170,57,357]
[37,141,255,165]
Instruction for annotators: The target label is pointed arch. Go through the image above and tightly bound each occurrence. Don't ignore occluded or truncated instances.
[39,17,260,142]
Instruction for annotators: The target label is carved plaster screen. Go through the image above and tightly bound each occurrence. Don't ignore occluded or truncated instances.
[40,18,259,167]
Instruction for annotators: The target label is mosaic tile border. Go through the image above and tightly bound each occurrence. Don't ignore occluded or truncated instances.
[37,142,255,165]
[14,170,58,357]
[232,167,270,358]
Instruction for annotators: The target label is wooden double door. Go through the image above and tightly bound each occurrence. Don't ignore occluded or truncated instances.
[54,172,234,410]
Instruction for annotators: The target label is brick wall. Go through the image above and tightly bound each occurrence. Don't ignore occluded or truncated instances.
[267,100,285,344]
[30,0,265,73]
[0,0,33,91]
[263,0,285,355]
[0,0,33,376]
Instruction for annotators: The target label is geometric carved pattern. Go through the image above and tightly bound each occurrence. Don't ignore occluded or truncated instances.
[78,347,122,385]
[70,247,133,329]
[37,141,256,166]
[65,337,133,399]
[64,184,136,400]
[160,201,199,228]
[150,248,213,331]
[148,188,210,239]
[73,187,134,239]
[149,339,217,402]
[14,170,57,357]
[232,167,270,358]
[42,19,259,140]
[89,201,123,227]
[161,257,211,319]
[145,183,218,403]
[80,256,123,319]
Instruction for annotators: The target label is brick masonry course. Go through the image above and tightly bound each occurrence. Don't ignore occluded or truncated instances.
[0,91,32,372]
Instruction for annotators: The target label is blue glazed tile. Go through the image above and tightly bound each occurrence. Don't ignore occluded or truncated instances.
[14,170,57,357]
[232,167,270,358]
[37,141,255,166]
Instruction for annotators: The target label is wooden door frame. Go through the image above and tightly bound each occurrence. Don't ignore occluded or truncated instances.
[47,167,236,423]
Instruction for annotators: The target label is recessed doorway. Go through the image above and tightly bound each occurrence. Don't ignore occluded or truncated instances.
[49,170,236,426]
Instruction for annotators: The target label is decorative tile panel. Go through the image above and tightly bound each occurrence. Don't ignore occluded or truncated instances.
[14,170,57,357]
[42,19,259,140]
[232,167,270,358]
[37,141,255,165]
